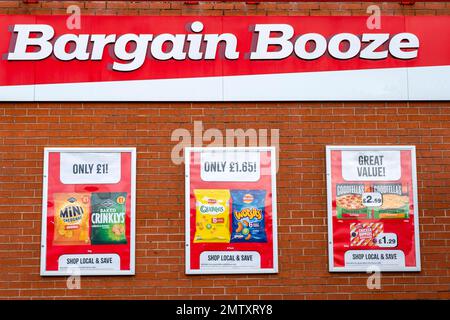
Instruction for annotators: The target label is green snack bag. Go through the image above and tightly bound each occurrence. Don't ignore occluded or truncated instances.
[91,192,127,245]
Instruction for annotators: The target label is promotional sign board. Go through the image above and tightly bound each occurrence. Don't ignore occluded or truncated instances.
[1,15,450,101]
[185,147,278,274]
[326,146,420,272]
[40,148,136,276]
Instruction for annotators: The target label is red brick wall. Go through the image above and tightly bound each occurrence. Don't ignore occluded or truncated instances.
[1,2,450,299]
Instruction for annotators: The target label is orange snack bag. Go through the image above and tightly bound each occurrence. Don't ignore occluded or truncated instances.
[53,193,91,246]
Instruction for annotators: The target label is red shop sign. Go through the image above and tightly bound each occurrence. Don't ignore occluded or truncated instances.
[1,15,449,101]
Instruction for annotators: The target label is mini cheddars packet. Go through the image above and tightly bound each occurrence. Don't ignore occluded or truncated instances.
[53,193,91,246]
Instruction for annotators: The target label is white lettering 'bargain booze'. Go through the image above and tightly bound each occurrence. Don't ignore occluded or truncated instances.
[7,22,419,71]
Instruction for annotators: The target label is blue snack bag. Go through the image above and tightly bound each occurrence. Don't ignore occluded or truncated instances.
[231,190,267,243]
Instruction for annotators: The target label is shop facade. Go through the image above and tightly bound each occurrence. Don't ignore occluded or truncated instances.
[0,1,449,299]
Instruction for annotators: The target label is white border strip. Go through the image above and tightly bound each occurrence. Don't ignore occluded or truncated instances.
[40,147,137,276]
[2,65,450,101]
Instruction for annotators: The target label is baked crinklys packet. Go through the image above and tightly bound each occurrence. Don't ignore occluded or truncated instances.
[194,189,231,243]
[231,190,267,243]
[53,193,91,246]
[91,192,127,245]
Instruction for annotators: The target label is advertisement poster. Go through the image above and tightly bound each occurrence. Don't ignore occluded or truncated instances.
[326,146,421,272]
[185,147,278,274]
[40,148,136,276]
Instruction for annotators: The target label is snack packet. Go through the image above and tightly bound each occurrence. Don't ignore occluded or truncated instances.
[90,192,127,245]
[194,189,231,243]
[53,193,90,246]
[350,222,383,247]
[231,190,267,243]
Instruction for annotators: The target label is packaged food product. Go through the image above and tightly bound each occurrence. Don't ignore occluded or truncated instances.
[350,222,383,247]
[230,190,267,243]
[53,193,90,246]
[374,194,410,219]
[335,184,370,219]
[194,189,231,243]
[90,192,127,245]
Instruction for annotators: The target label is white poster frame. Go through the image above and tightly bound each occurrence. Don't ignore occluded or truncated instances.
[185,147,278,275]
[326,145,421,272]
[40,147,136,276]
